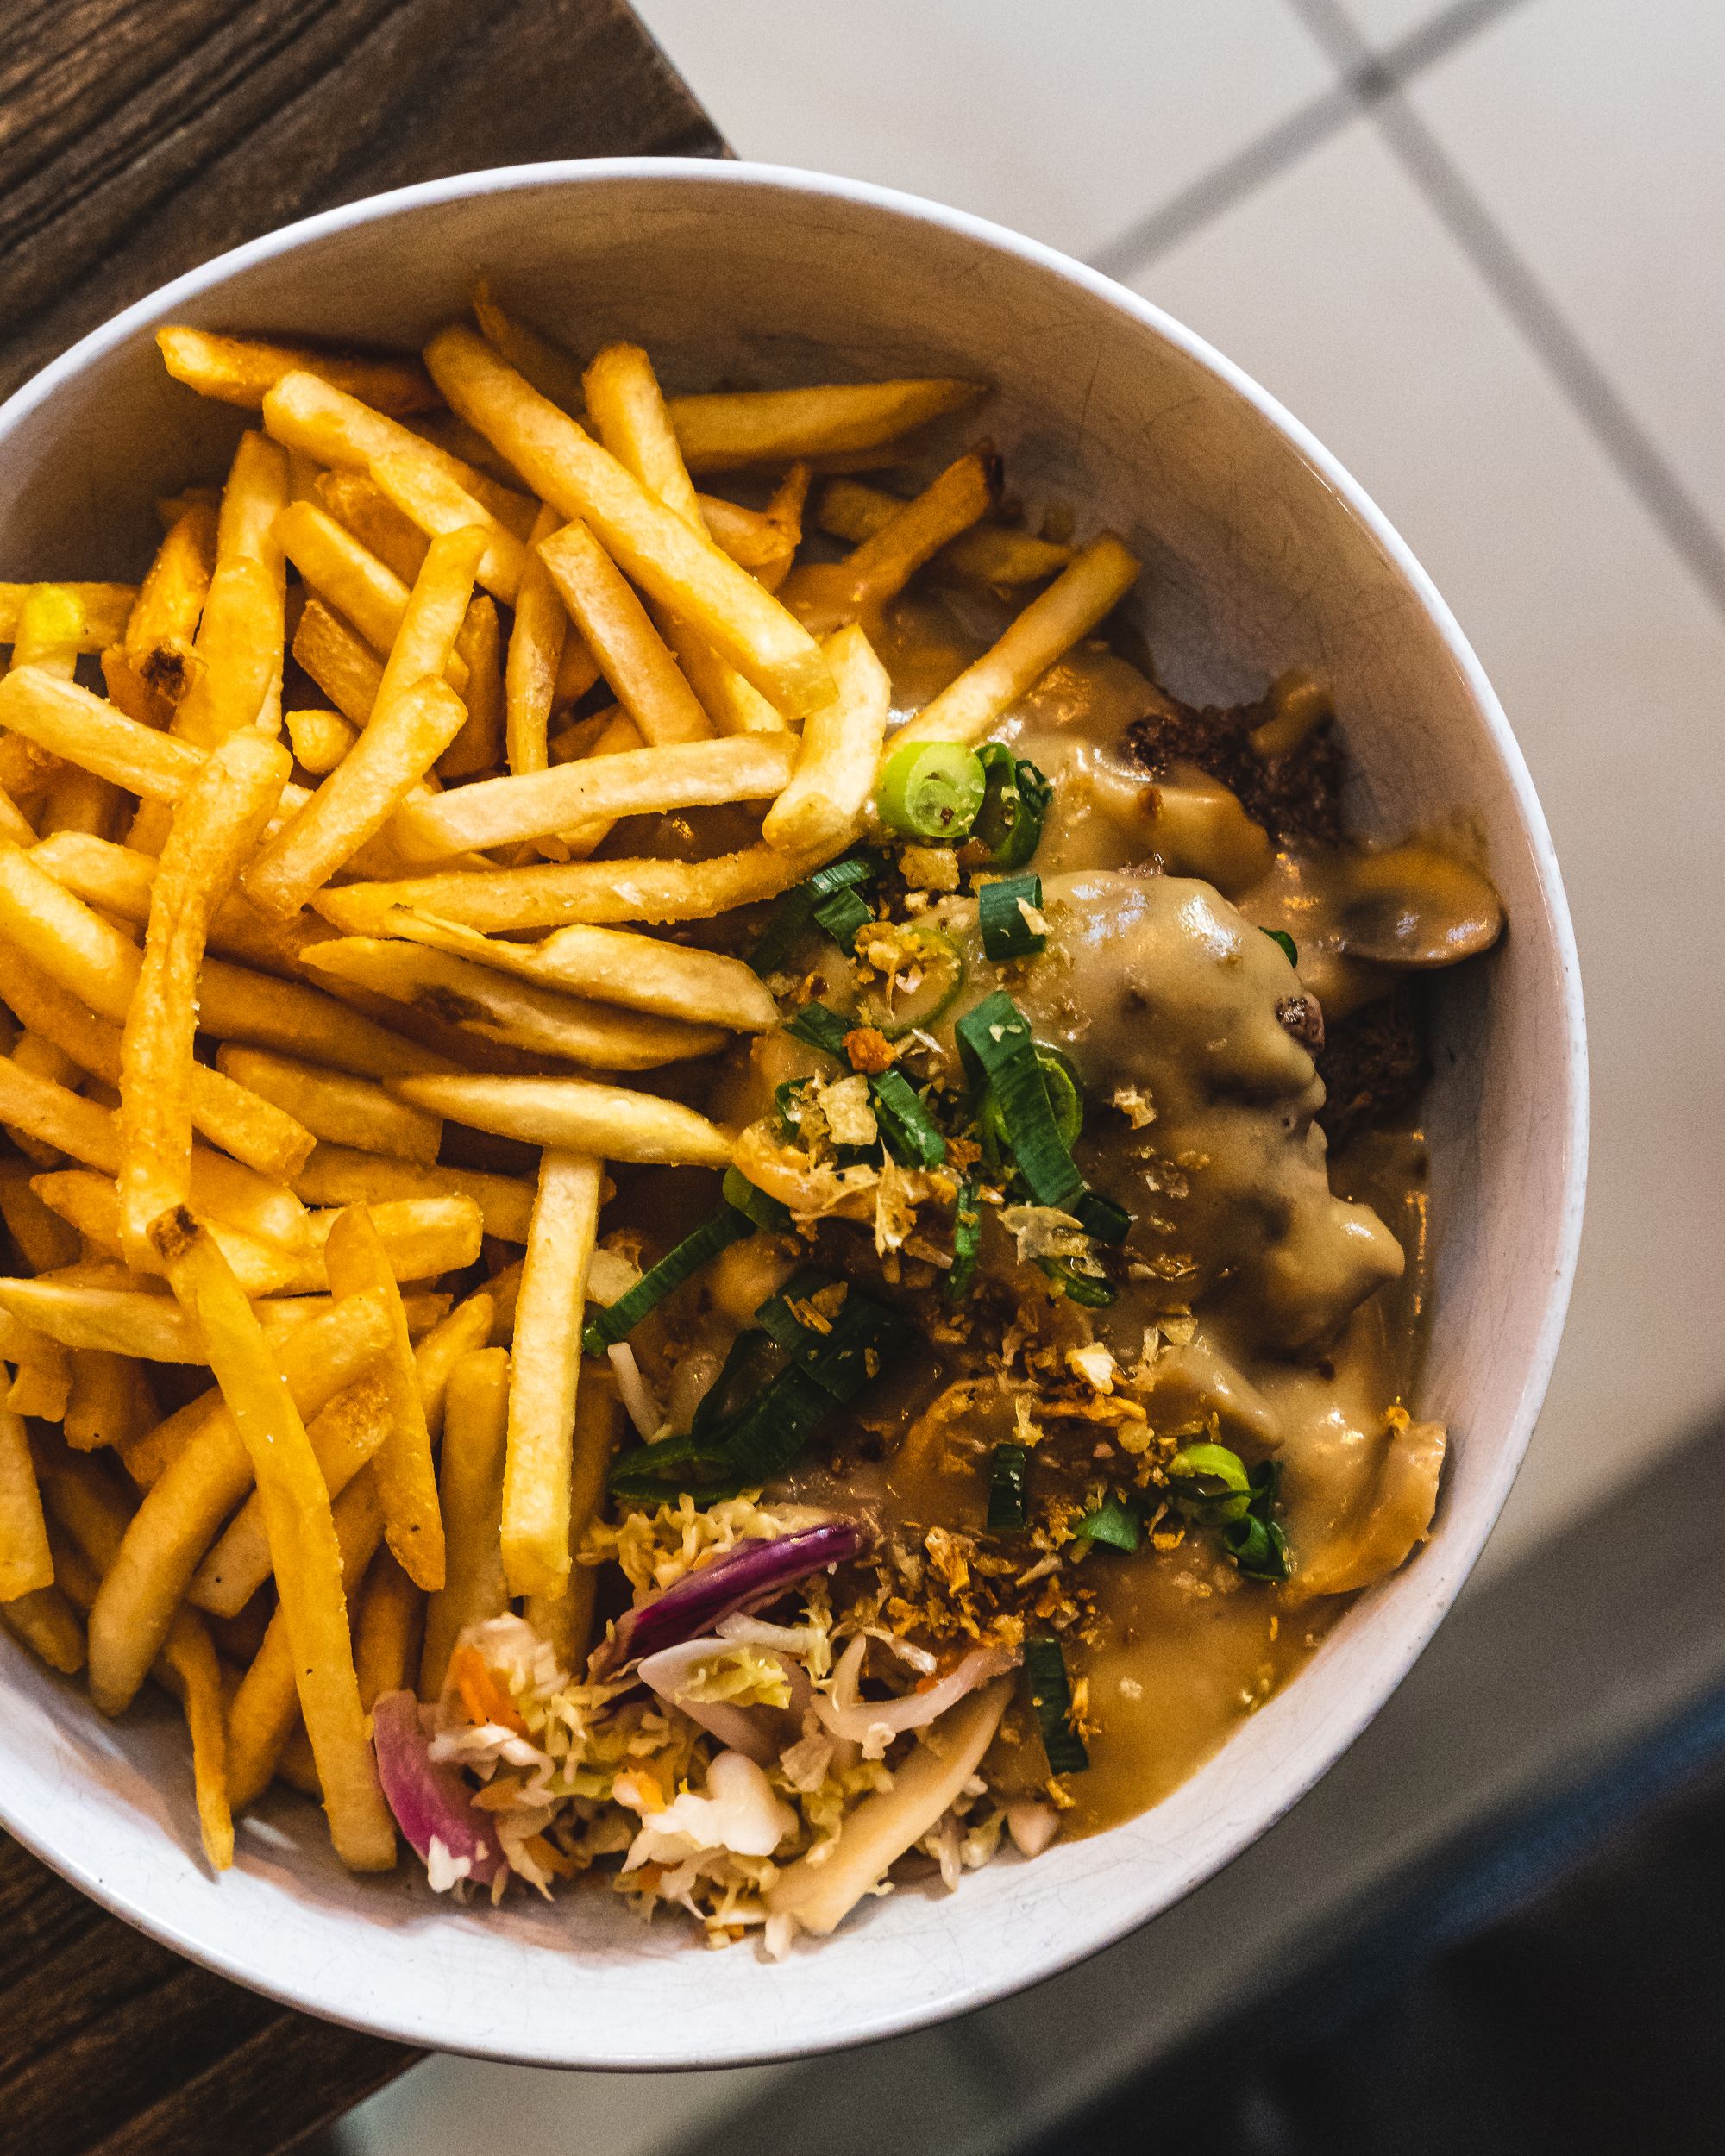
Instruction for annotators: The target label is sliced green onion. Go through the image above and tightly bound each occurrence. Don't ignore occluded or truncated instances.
[1039,1257,1114,1307]
[1263,927,1298,966]
[721,1164,791,1232]
[1074,1189,1132,1245]
[947,1174,982,1301]
[1024,1636,1088,1774]
[877,739,986,839]
[856,924,967,1037]
[956,993,1085,1212]
[719,1363,838,1485]
[979,873,1046,961]
[1076,1496,1143,1551]
[691,1326,782,1438]
[807,855,881,899]
[869,1068,947,1168]
[773,1080,809,1138]
[606,1434,750,1506]
[812,885,874,949]
[1169,1441,1252,1526]
[583,1206,750,1356]
[748,855,877,975]
[974,745,1053,869]
[786,999,853,1061]
[754,1270,895,1402]
[987,1444,1029,1531]
[1225,1460,1290,1582]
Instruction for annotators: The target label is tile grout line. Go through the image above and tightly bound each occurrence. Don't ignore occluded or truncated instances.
[1288,0,1725,620]
[1087,0,1535,284]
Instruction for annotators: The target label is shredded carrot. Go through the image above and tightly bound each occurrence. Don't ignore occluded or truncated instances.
[451,1644,527,1735]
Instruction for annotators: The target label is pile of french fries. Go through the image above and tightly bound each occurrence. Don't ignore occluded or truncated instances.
[0,293,1138,1879]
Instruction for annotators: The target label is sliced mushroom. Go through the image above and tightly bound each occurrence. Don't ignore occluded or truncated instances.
[1334,844,1503,968]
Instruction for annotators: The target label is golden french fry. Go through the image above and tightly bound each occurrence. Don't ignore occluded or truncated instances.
[411,1288,498,1438]
[505,503,570,778]
[225,1468,386,1817]
[8,1329,71,1419]
[216,1044,441,1164]
[120,733,292,1260]
[523,1364,619,1674]
[781,450,997,633]
[666,377,984,473]
[303,937,727,1070]
[0,668,207,800]
[0,1580,85,1671]
[0,584,135,650]
[396,1072,735,1169]
[0,784,36,848]
[261,368,532,540]
[365,908,781,1032]
[471,284,587,413]
[504,1153,600,1597]
[292,597,384,727]
[762,623,891,856]
[190,1371,390,1617]
[0,1280,211,1362]
[155,1604,235,1869]
[314,467,430,584]
[419,1345,511,1697]
[34,1170,303,1295]
[324,1206,443,1592]
[292,1142,532,1243]
[299,1195,482,1288]
[425,327,832,719]
[4,1028,81,1167]
[64,1347,142,1451]
[172,431,290,748]
[246,676,470,920]
[816,477,1074,585]
[156,1213,395,1867]
[158,326,440,416]
[13,586,86,678]
[893,532,1142,746]
[314,837,819,937]
[439,594,505,780]
[354,1545,425,1711]
[101,498,219,726]
[695,493,799,576]
[286,706,359,774]
[395,731,794,856]
[753,463,812,596]
[0,1158,80,1272]
[0,1401,53,1600]
[544,705,643,860]
[366,453,530,606]
[275,501,467,693]
[536,520,712,747]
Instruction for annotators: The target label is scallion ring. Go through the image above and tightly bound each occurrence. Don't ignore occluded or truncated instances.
[876,739,987,840]
[973,744,1053,869]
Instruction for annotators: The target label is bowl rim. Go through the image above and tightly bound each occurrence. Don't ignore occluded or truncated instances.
[0,154,1587,2066]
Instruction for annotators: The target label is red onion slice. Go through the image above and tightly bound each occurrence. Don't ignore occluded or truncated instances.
[596,1519,869,1675]
[372,1689,508,1888]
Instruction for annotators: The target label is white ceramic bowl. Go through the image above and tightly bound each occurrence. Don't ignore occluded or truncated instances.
[0,160,1585,2068]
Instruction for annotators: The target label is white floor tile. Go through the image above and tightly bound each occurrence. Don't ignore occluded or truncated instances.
[1402,0,1725,545]
[632,0,1335,263]
[1130,120,1725,1573]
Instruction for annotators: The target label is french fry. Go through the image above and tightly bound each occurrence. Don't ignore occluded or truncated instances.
[34,1170,303,1295]
[0,1280,216,1362]
[216,1044,441,1164]
[120,732,292,1260]
[314,837,819,937]
[544,704,643,861]
[101,498,219,726]
[817,477,1074,585]
[762,623,891,856]
[0,785,36,849]
[314,467,430,584]
[292,597,384,727]
[694,494,796,575]
[172,431,290,748]
[0,1401,53,1600]
[0,1157,81,1272]
[156,1606,235,1869]
[260,368,532,542]
[471,284,587,414]
[225,1468,386,1817]
[274,502,468,693]
[354,1545,425,1711]
[298,1195,482,1288]
[8,1330,71,1419]
[439,594,505,779]
[303,937,727,1069]
[781,450,997,633]
[155,1212,395,1867]
[292,1143,533,1243]
[286,706,358,774]
[0,1579,85,1671]
[425,327,833,719]
[419,1345,511,1697]
[410,1288,498,1441]
[506,504,570,778]
[323,1206,443,1591]
[158,326,440,416]
[665,377,984,473]
[190,1371,391,1617]
[753,463,812,595]
[893,532,1142,746]
[5,1029,81,1166]
[367,452,530,606]
[14,585,87,678]
[523,1364,619,1675]
[0,668,207,800]
[361,908,781,1032]
[0,584,135,650]
[64,1347,142,1451]
[503,1153,601,1597]
[277,1722,322,1796]
[395,1073,735,1169]
[246,675,470,919]
[397,731,794,856]
[536,520,712,747]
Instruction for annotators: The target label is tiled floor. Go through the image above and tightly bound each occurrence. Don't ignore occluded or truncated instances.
[343,1,1725,2147]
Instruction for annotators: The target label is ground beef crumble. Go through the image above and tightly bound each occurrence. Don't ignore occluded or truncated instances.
[1129,690,1346,849]
[1316,980,1430,1148]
